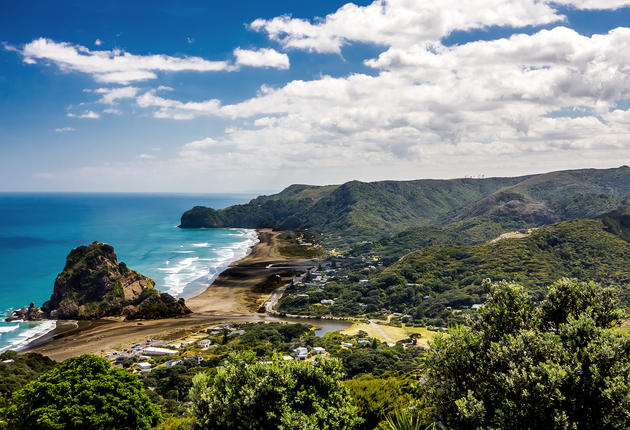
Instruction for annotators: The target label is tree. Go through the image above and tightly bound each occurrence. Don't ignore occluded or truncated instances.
[189,352,361,430]
[343,374,414,430]
[4,354,161,430]
[424,279,630,430]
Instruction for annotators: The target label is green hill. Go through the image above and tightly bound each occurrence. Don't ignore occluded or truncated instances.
[180,167,630,246]
[365,210,630,322]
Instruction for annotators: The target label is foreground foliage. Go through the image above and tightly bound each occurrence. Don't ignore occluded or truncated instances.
[189,352,361,429]
[4,354,161,430]
[424,279,630,429]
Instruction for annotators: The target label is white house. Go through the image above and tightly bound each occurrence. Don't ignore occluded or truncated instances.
[320,299,334,306]
[136,362,152,371]
[358,279,369,286]
[165,359,182,368]
[197,339,212,348]
[293,347,308,359]
[143,346,178,356]
[312,347,326,355]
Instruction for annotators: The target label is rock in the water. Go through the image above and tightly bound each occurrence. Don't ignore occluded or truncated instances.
[33,242,191,320]
[6,303,46,322]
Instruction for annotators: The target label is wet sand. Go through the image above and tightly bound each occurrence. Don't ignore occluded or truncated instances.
[186,229,315,315]
[23,229,317,361]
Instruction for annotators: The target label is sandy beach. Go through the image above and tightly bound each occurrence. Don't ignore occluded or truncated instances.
[23,229,317,361]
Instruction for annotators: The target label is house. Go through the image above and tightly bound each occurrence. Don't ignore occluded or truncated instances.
[293,347,308,360]
[184,356,204,365]
[471,304,484,310]
[143,346,178,356]
[358,279,369,286]
[320,299,334,305]
[229,329,245,337]
[197,339,212,348]
[357,338,371,345]
[341,342,353,348]
[312,347,326,355]
[282,355,294,361]
[165,359,182,368]
[136,362,152,371]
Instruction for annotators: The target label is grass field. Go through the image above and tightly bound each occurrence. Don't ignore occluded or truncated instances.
[340,322,442,347]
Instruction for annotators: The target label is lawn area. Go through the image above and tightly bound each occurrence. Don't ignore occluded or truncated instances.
[340,322,441,348]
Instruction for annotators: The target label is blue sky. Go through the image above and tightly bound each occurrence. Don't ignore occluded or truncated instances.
[2,0,630,193]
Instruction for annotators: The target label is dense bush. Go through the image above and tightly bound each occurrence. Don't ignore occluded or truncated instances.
[4,354,161,430]
[189,352,361,429]
[424,279,630,429]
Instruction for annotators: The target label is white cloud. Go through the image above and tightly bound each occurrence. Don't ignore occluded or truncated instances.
[67,110,100,119]
[94,38,102,46]
[234,47,290,69]
[94,86,138,104]
[55,127,75,132]
[250,0,630,54]
[131,25,630,177]
[103,108,122,115]
[139,153,157,159]
[552,0,630,9]
[16,38,235,84]
[136,90,221,119]
[250,0,564,54]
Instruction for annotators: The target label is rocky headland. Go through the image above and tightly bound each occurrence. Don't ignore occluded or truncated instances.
[7,242,190,321]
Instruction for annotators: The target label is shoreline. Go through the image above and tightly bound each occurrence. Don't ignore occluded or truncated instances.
[20,228,319,361]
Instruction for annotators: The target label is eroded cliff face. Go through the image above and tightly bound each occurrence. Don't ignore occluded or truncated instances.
[9,242,190,321]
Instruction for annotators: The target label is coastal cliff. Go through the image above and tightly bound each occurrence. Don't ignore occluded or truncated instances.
[8,242,190,321]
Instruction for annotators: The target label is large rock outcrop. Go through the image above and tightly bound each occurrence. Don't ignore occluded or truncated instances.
[9,242,190,321]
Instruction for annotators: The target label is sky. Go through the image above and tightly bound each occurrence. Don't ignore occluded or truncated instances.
[2,0,630,193]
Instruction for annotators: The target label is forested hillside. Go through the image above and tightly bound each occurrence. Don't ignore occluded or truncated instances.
[278,208,630,325]
[181,166,630,246]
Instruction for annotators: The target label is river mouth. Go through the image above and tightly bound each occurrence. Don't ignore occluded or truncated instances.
[188,314,352,337]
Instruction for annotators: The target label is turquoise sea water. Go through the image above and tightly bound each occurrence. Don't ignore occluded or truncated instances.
[0,193,256,352]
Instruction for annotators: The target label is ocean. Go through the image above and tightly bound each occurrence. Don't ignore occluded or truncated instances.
[0,193,257,352]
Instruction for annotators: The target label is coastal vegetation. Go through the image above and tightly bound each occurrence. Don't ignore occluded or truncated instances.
[425,279,630,429]
[3,355,161,429]
[3,280,630,429]
[189,353,361,429]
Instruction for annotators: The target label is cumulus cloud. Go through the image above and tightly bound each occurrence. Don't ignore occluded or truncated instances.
[94,86,138,104]
[67,110,100,119]
[234,47,290,69]
[250,0,630,54]
[94,38,102,46]
[15,38,235,84]
[134,24,630,176]
[250,0,564,54]
[55,127,75,132]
